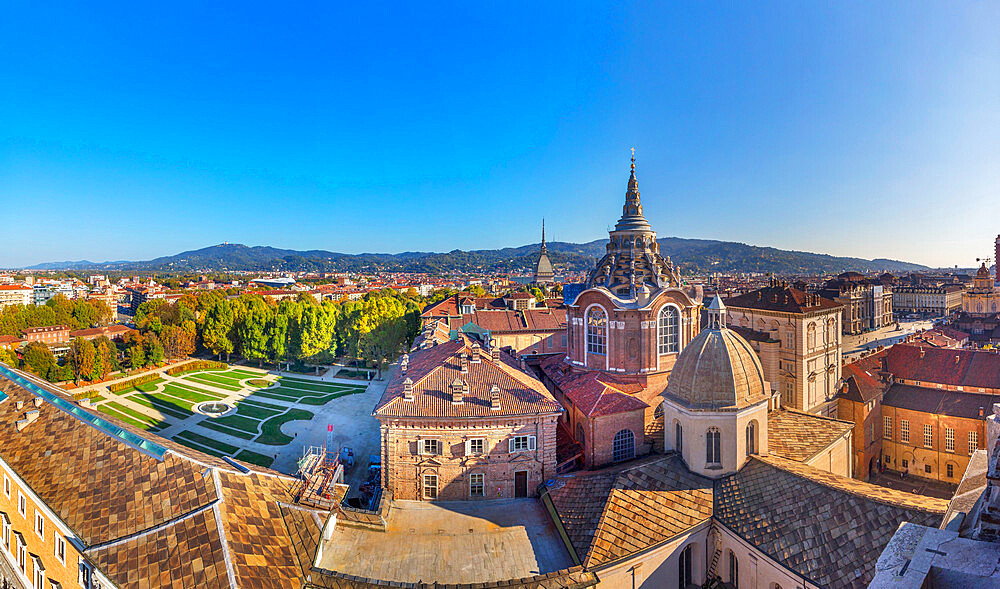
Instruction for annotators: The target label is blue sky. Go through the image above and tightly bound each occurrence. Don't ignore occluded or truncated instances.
[1,2,998,268]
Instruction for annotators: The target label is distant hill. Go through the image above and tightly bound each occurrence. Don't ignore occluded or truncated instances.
[23,239,929,275]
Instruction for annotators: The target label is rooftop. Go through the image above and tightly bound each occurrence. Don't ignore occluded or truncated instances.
[316,499,576,584]
[767,409,854,462]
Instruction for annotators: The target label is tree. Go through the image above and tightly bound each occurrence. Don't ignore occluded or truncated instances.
[266,311,290,365]
[0,347,18,368]
[202,300,236,361]
[463,284,486,297]
[237,298,271,366]
[297,304,336,361]
[120,330,146,370]
[530,287,544,303]
[358,318,408,379]
[144,332,164,366]
[68,338,96,383]
[22,343,57,380]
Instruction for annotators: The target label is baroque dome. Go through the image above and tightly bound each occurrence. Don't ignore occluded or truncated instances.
[663,296,768,411]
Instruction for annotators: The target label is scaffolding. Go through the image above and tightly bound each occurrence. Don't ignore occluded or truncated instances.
[294,444,343,510]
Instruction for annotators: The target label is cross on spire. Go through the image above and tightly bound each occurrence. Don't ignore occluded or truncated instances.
[630,147,635,170]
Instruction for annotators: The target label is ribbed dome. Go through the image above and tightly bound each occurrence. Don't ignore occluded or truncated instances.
[664,326,768,410]
[977,263,991,279]
[535,253,554,276]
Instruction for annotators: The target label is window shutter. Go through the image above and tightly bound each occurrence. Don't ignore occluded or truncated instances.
[464,440,471,456]
[508,438,514,453]
[418,440,426,455]
[529,436,536,451]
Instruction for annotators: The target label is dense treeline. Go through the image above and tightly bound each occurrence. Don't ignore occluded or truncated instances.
[0,295,113,336]
[0,289,421,383]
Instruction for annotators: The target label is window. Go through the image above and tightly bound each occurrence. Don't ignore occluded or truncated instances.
[945,428,955,452]
[657,306,679,354]
[35,511,44,538]
[654,404,664,419]
[902,459,908,469]
[969,431,979,456]
[924,464,932,474]
[706,428,721,466]
[947,463,954,478]
[746,421,757,457]
[678,544,693,587]
[807,324,816,350]
[469,473,485,497]
[586,306,607,355]
[32,555,44,589]
[577,423,586,448]
[55,533,66,564]
[16,533,26,572]
[728,550,739,588]
[612,429,635,462]
[509,435,536,453]
[466,438,485,456]
[422,474,438,500]
[3,474,9,498]
[421,439,441,455]
[883,416,892,439]
[675,422,683,454]
[900,420,909,444]
[1,512,9,551]
[18,491,26,517]
[923,424,933,448]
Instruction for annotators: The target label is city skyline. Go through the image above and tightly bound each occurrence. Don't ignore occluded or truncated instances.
[2,2,998,268]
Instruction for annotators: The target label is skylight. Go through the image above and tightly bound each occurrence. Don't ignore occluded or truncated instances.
[0,364,167,460]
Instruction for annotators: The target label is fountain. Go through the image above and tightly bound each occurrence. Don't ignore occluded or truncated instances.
[197,401,234,417]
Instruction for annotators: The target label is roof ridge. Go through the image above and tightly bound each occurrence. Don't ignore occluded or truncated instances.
[86,499,219,553]
[781,408,855,426]
[212,469,240,589]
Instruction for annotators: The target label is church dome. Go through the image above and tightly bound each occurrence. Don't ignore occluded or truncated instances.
[976,263,991,279]
[664,297,768,411]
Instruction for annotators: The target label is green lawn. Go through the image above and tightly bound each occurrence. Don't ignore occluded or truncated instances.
[112,377,165,396]
[244,378,272,388]
[105,401,167,429]
[96,404,161,432]
[234,403,283,420]
[128,394,192,420]
[228,368,267,378]
[250,390,302,403]
[171,435,226,458]
[174,430,239,455]
[234,449,274,468]
[278,378,346,393]
[240,398,284,411]
[183,374,242,391]
[199,421,255,440]
[162,384,222,404]
[168,381,227,399]
[256,409,313,445]
[210,414,261,435]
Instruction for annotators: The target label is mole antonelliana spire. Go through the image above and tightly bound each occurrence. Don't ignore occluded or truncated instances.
[533,218,554,285]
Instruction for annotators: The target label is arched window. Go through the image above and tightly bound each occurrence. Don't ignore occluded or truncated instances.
[658,306,679,354]
[654,404,664,419]
[807,323,816,350]
[675,421,683,453]
[586,306,607,355]
[678,544,693,587]
[729,550,739,588]
[612,429,635,462]
[576,423,585,448]
[746,421,757,456]
[706,427,721,466]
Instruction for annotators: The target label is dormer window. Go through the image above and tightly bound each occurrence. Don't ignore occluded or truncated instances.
[461,303,475,314]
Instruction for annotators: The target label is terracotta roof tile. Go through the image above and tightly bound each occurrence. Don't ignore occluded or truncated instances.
[539,356,649,418]
[726,285,841,314]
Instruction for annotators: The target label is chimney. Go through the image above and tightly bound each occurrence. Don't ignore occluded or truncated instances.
[979,406,984,418]
[78,398,93,409]
[956,355,960,365]
[460,354,469,373]
[470,342,481,363]
[402,377,414,402]
[15,401,24,410]
[16,409,39,432]
[451,378,466,404]
[490,384,501,411]
[919,348,925,359]
[491,347,501,362]
[33,397,42,408]
[400,354,409,374]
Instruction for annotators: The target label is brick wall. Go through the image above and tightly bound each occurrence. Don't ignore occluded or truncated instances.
[881,406,986,484]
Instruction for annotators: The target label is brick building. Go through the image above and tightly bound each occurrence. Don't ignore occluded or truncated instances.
[818,272,894,334]
[373,335,562,501]
[21,325,70,345]
[539,157,702,468]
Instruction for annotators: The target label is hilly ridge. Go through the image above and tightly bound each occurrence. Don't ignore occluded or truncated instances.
[25,238,929,275]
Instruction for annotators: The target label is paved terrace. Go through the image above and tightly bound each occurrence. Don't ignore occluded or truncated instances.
[319,499,574,584]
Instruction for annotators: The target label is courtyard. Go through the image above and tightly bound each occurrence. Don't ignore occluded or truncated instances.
[87,364,372,470]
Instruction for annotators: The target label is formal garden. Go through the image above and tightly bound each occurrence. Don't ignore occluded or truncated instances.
[88,362,368,468]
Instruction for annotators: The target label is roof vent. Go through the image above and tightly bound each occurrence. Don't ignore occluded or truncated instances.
[491,347,501,362]
[460,354,469,374]
[490,384,501,411]
[78,398,93,408]
[919,348,925,358]
[400,354,409,374]
[16,409,39,432]
[955,355,960,364]
[33,397,43,408]
[403,377,414,401]
[470,342,481,363]
[15,400,24,410]
[451,378,466,405]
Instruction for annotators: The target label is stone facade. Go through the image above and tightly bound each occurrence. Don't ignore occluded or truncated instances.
[726,283,843,416]
[893,284,964,315]
[962,260,1000,316]
[819,272,894,334]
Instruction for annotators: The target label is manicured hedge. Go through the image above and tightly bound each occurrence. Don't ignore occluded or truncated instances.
[166,360,228,376]
[109,373,163,394]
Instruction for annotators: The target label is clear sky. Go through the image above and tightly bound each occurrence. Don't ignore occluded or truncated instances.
[1,2,998,269]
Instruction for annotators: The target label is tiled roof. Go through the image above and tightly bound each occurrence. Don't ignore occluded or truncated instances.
[0,369,328,589]
[539,356,649,417]
[767,410,854,462]
[545,454,713,568]
[375,335,562,419]
[726,285,841,314]
[715,455,948,588]
[882,383,1000,420]
[841,355,888,403]
[884,344,1000,390]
